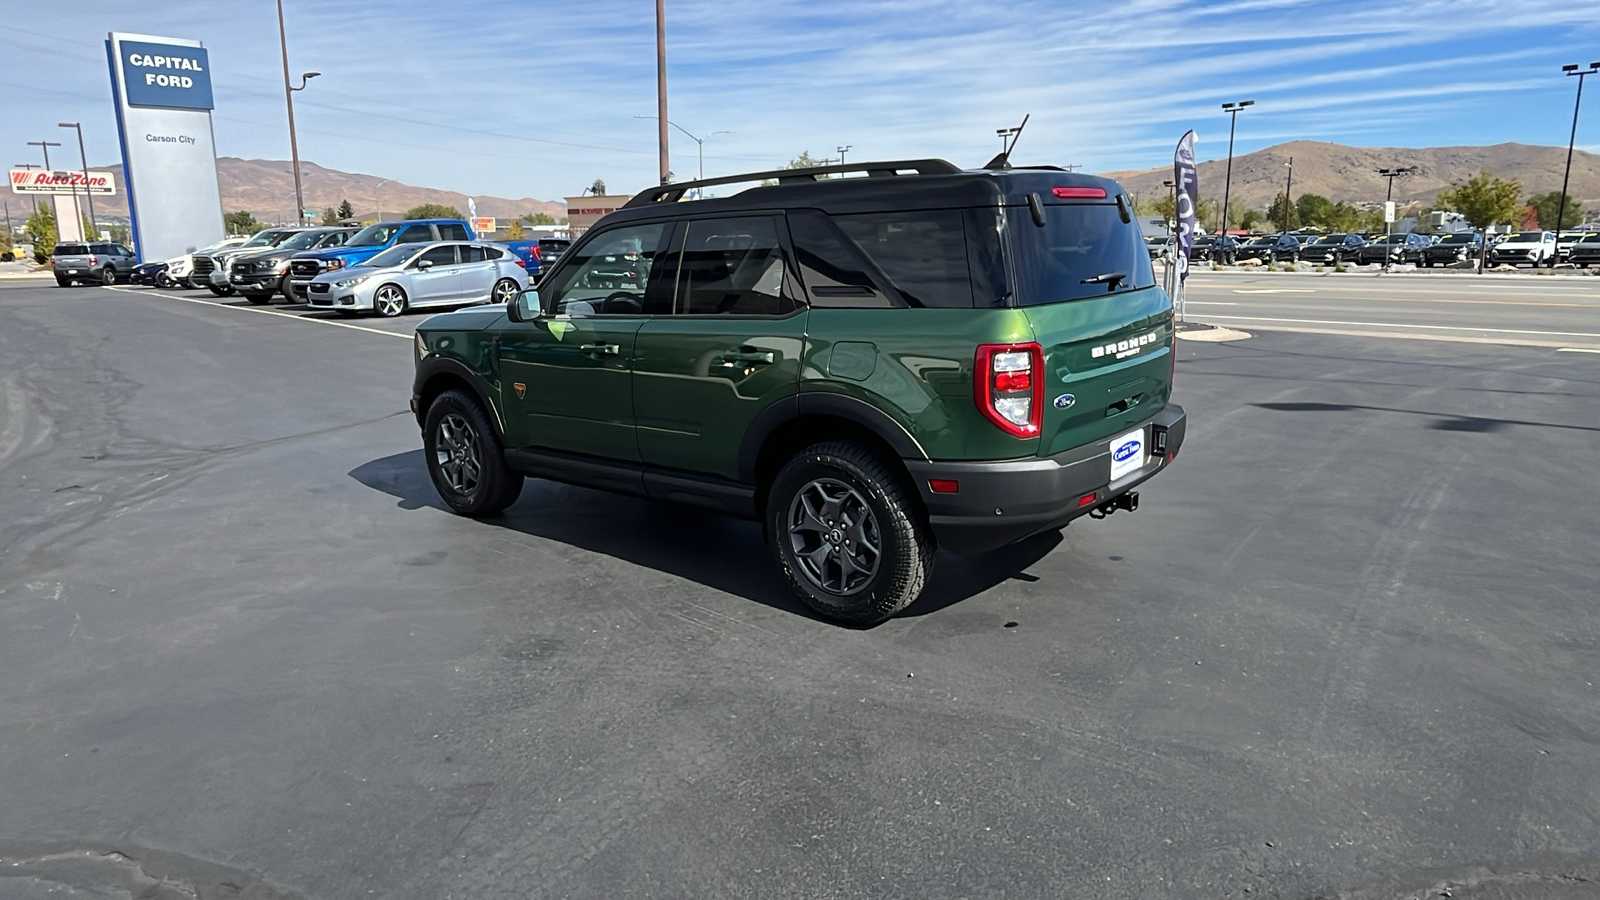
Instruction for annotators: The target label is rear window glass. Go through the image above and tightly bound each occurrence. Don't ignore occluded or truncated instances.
[439,223,470,241]
[831,210,974,308]
[1009,204,1156,306]
[55,244,90,256]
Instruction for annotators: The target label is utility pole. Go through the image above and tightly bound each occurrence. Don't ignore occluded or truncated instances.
[1552,62,1599,266]
[1282,157,1294,231]
[277,0,320,225]
[655,0,670,184]
[1219,100,1254,236]
[1062,163,1081,173]
[837,145,852,165]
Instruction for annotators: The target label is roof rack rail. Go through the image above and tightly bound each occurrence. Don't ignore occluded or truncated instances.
[622,158,964,208]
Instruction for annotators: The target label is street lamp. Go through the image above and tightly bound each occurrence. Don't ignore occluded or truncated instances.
[59,122,97,238]
[1377,166,1417,272]
[1219,100,1254,236]
[26,140,61,169]
[633,116,731,183]
[277,0,319,225]
[352,176,393,222]
[837,145,852,165]
[1552,62,1600,266]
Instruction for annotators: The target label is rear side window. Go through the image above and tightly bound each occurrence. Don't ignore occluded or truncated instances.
[462,246,486,262]
[831,210,974,308]
[1009,204,1156,306]
[396,225,434,244]
[439,223,470,241]
[786,210,898,308]
[672,216,796,316]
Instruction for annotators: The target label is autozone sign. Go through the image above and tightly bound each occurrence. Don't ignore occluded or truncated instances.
[9,169,117,195]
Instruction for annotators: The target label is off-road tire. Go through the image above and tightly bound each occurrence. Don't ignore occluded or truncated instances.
[767,440,934,625]
[423,389,523,517]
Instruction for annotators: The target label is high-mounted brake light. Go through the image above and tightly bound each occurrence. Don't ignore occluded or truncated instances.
[975,342,1044,438]
[1052,186,1107,199]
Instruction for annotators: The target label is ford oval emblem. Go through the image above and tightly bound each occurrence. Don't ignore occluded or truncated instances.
[1113,439,1142,463]
[1053,393,1076,409]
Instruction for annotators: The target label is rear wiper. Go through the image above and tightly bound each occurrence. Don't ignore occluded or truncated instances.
[1080,271,1127,289]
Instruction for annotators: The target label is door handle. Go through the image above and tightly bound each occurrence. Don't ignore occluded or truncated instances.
[718,350,775,366]
[580,342,621,357]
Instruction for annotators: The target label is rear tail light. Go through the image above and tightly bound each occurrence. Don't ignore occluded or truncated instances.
[975,342,1044,438]
[87,255,97,265]
[530,246,541,262]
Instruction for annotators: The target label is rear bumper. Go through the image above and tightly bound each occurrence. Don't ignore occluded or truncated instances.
[905,405,1186,554]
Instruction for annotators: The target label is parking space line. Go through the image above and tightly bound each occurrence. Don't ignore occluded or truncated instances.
[1557,348,1600,354]
[1195,313,1600,340]
[103,286,413,340]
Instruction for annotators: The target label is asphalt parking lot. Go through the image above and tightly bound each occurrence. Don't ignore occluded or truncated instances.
[1,276,1598,899]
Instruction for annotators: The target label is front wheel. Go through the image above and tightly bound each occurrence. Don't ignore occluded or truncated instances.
[155,272,175,288]
[208,284,234,297]
[423,389,523,516]
[373,284,408,317]
[243,292,271,305]
[491,278,519,305]
[767,440,934,625]
[279,272,297,303]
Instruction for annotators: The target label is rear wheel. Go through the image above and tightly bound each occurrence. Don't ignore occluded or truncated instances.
[55,276,71,288]
[423,389,523,516]
[100,267,117,286]
[767,440,934,625]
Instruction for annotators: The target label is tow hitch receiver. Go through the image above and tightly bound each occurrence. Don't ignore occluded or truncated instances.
[1089,491,1139,520]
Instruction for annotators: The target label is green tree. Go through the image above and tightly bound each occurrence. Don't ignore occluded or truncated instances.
[1435,171,1523,230]
[1238,208,1264,231]
[1525,190,1583,230]
[1141,191,1213,226]
[1267,192,1297,231]
[1320,202,1364,233]
[320,206,339,225]
[224,210,263,234]
[24,202,57,262]
[109,224,131,245]
[1294,193,1334,229]
[588,179,607,196]
[337,198,354,220]
[521,211,556,226]
[505,219,526,240]
[403,203,464,220]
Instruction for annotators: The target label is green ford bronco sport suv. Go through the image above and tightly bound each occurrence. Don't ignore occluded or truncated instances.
[411,158,1185,624]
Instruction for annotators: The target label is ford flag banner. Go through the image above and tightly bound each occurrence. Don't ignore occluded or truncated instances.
[1173,130,1199,284]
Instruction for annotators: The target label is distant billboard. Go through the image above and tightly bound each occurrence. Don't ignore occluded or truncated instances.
[106,32,224,261]
[9,169,116,195]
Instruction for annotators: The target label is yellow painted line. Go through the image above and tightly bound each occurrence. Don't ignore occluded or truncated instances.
[103,285,412,340]
[1195,313,1600,340]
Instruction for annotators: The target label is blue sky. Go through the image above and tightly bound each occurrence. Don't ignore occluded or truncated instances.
[3,0,1599,202]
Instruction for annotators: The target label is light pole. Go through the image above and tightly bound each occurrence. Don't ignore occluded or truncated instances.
[1282,157,1294,231]
[353,176,393,222]
[26,140,60,170]
[837,145,852,165]
[1219,100,1254,236]
[996,125,1020,155]
[59,122,97,238]
[633,117,731,183]
[277,0,319,225]
[1377,166,1416,272]
[1552,62,1600,266]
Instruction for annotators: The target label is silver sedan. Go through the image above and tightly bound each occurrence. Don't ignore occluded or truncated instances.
[305,241,529,317]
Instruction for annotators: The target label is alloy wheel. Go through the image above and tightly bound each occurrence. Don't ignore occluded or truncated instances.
[375,286,405,317]
[492,279,518,304]
[786,478,882,596]
[434,413,482,496]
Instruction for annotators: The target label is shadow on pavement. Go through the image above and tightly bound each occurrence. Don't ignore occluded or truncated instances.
[350,450,1059,623]
[1253,401,1600,433]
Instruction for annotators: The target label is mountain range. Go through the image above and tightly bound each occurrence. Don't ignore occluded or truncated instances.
[20,141,1600,228]
[1103,141,1600,218]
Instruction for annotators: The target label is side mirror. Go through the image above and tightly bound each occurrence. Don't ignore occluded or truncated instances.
[510,289,542,322]
[417,259,434,270]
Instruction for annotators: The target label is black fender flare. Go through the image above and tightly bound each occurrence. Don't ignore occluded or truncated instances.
[735,391,928,484]
[412,357,503,433]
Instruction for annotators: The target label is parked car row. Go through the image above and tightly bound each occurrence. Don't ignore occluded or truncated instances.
[1165,228,1587,268]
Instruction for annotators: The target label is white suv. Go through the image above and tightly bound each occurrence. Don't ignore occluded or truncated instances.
[1489,231,1556,267]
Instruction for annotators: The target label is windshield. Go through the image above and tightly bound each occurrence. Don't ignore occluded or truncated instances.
[1509,232,1545,242]
[1580,234,1600,243]
[1315,234,1348,244]
[241,230,287,248]
[345,224,403,248]
[361,244,422,269]
[274,231,329,252]
[1441,234,1475,244]
[1009,204,1156,306]
[1247,236,1276,245]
